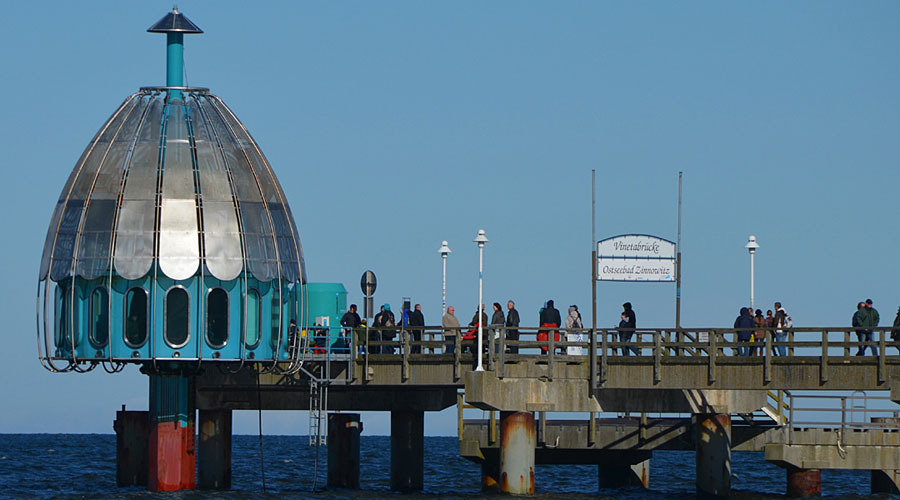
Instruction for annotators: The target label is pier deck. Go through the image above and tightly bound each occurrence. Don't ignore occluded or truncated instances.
[185,326,900,496]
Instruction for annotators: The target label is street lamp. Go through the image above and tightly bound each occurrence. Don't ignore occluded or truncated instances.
[473,229,488,371]
[438,240,452,315]
[745,235,759,310]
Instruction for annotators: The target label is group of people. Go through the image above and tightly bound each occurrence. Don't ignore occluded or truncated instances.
[342,297,900,357]
[345,299,633,355]
[339,302,426,354]
[342,300,569,355]
[440,300,590,354]
[440,301,523,354]
[732,301,791,356]
[731,299,900,357]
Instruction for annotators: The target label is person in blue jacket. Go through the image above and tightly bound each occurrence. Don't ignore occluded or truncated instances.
[734,307,754,356]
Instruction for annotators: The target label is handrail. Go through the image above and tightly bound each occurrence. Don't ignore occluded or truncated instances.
[349,326,900,359]
[294,325,900,390]
[780,392,900,444]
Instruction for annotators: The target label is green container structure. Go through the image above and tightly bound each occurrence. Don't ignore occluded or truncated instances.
[306,283,348,352]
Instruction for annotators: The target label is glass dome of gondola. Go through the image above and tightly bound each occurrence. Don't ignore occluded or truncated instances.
[37,8,307,372]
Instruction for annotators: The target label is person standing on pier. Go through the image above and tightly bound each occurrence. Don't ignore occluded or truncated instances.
[374,304,396,354]
[442,305,460,354]
[617,312,629,355]
[340,304,361,352]
[538,300,562,354]
[370,305,385,354]
[853,302,866,355]
[891,306,900,353]
[734,307,754,356]
[752,309,766,355]
[409,304,425,354]
[490,303,504,354]
[867,299,880,322]
[857,299,879,356]
[618,303,639,355]
[544,300,562,326]
[506,300,520,354]
[773,302,788,356]
[466,306,489,354]
[565,305,584,355]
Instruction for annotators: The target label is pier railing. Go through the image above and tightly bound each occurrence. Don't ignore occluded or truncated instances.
[761,391,900,445]
[327,325,900,387]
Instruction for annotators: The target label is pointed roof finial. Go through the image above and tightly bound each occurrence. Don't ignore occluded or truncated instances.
[147,7,203,34]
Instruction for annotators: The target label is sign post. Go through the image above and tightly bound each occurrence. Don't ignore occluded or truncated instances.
[360,270,376,319]
[676,172,683,329]
[590,170,598,389]
[360,270,376,371]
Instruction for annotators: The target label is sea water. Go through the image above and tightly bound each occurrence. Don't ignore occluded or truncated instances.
[0,434,890,499]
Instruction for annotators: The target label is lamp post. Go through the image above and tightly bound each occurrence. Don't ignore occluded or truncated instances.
[473,229,489,371]
[745,235,759,310]
[438,241,452,315]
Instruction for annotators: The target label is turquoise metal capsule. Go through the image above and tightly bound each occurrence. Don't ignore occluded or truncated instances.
[37,10,310,371]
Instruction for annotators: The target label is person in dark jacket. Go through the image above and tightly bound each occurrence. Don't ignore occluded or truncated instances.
[891,306,900,354]
[856,299,879,356]
[408,304,425,354]
[734,307,754,356]
[506,300,520,353]
[867,299,881,326]
[619,302,638,355]
[853,302,866,355]
[866,299,880,356]
[370,305,385,354]
[490,302,505,354]
[540,300,562,326]
[374,304,396,354]
[622,302,637,328]
[538,300,562,354]
[339,304,361,352]
[465,305,489,354]
[470,306,489,330]
[773,302,788,356]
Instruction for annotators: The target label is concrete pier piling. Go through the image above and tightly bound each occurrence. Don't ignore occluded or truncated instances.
[198,409,232,490]
[391,410,424,492]
[113,406,149,487]
[598,453,650,489]
[481,458,500,492]
[500,411,535,495]
[870,418,900,494]
[695,413,731,499]
[786,466,821,497]
[328,413,361,489]
[871,469,900,494]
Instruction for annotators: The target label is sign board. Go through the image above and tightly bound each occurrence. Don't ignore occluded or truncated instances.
[360,270,377,297]
[597,234,676,282]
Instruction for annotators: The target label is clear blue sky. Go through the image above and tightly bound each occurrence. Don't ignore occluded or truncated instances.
[1,1,898,435]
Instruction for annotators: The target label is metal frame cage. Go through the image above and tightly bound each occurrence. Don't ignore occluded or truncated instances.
[37,87,309,373]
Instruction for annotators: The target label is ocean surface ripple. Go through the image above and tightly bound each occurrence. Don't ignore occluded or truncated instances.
[0,434,893,499]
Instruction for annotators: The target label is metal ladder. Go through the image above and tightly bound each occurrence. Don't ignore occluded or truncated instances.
[308,376,327,446]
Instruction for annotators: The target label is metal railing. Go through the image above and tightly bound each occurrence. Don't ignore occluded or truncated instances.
[457,391,900,447]
[779,392,900,446]
[295,324,354,383]
[348,325,900,379]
